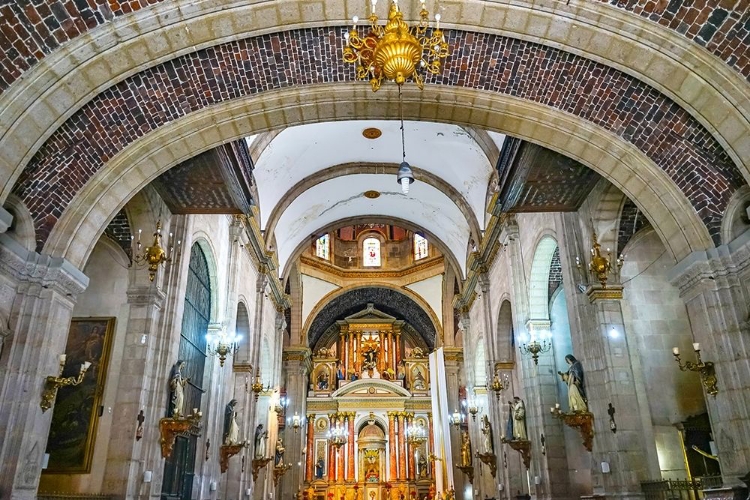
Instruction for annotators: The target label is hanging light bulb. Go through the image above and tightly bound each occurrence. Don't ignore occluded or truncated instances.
[398,161,414,194]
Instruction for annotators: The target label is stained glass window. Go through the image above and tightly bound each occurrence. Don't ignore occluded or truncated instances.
[316,234,329,260]
[363,237,381,267]
[414,234,429,260]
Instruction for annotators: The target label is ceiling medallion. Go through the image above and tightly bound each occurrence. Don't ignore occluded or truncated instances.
[342,0,449,92]
[364,190,381,199]
[362,127,383,139]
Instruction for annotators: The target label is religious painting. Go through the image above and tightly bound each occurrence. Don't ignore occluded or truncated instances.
[45,317,115,473]
[311,363,334,392]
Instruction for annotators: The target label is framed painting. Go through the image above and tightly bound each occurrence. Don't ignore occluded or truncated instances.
[44,317,115,473]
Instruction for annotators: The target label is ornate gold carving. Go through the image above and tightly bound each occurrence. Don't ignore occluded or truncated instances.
[456,464,474,484]
[159,412,202,458]
[477,452,498,477]
[220,443,245,473]
[586,284,623,302]
[362,128,383,139]
[273,463,292,485]
[501,438,531,469]
[251,458,272,482]
[552,410,594,451]
[300,254,443,278]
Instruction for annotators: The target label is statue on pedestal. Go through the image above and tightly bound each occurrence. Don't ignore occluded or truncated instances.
[168,360,189,417]
[254,424,268,459]
[460,431,472,466]
[223,399,240,445]
[274,436,285,466]
[512,397,527,441]
[480,414,494,453]
[558,354,587,412]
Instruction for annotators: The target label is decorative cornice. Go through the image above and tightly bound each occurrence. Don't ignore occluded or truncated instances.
[126,285,167,308]
[300,254,444,279]
[283,345,312,363]
[443,347,464,362]
[669,229,750,301]
[0,234,88,297]
[585,284,623,302]
[236,212,290,312]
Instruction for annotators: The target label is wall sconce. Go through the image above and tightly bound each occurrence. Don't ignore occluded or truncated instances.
[406,422,427,446]
[449,408,465,429]
[274,394,287,415]
[41,354,91,412]
[466,394,482,421]
[291,412,302,433]
[490,372,510,401]
[327,422,347,450]
[131,220,179,282]
[672,344,718,396]
[577,231,624,289]
[519,325,551,365]
[206,330,241,367]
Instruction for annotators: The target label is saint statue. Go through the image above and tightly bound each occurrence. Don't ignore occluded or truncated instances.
[460,430,472,466]
[168,360,189,417]
[412,369,427,391]
[317,371,329,390]
[223,399,240,445]
[274,436,285,466]
[511,397,527,441]
[480,414,494,454]
[396,361,406,381]
[558,354,587,412]
[336,361,345,380]
[418,452,428,478]
[315,455,325,479]
[254,424,268,459]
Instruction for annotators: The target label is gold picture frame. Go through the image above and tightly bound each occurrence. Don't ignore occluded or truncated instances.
[43,317,116,474]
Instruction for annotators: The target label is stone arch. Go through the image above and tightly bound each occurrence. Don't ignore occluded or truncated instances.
[282,215,463,283]
[304,284,441,350]
[41,85,714,273]
[528,236,559,322]
[262,162,482,255]
[1,0,747,210]
[721,186,750,245]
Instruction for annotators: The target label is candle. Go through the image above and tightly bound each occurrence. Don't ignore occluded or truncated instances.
[435,12,441,29]
[672,347,679,356]
[550,407,555,413]
[59,354,67,364]
[193,408,198,414]
[82,361,91,371]
[555,403,560,409]
[693,343,700,351]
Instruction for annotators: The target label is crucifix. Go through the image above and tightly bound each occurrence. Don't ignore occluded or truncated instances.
[135,410,145,441]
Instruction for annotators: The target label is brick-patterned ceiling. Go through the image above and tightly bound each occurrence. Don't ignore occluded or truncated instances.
[10,28,745,252]
[0,0,747,96]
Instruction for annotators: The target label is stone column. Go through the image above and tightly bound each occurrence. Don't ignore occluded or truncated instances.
[347,412,355,482]
[443,347,464,493]
[669,230,750,496]
[102,284,167,496]
[398,412,407,480]
[556,212,660,498]
[281,346,311,500]
[388,412,398,480]
[0,239,88,499]
[305,414,316,482]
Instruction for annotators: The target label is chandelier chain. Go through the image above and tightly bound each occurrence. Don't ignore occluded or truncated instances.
[399,86,406,161]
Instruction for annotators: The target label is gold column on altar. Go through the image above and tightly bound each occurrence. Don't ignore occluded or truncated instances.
[328,413,337,480]
[346,412,355,481]
[397,412,407,480]
[348,330,354,375]
[388,412,398,480]
[337,414,345,482]
[379,331,386,372]
[394,327,402,366]
[305,413,316,482]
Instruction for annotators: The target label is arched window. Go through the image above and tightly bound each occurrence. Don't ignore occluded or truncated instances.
[316,234,330,260]
[363,237,381,267]
[414,233,429,260]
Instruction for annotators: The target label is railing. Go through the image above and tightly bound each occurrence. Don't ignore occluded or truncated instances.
[38,495,112,500]
[641,476,722,500]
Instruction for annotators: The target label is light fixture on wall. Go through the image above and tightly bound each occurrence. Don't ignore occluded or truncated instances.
[251,368,266,401]
[518,325,551,365]
[206,330,241,367]
[489,372,510,401]
[40,354,91,412]
[406,422,427,446]
[342,0,449,92]
[449,408,465,429]
[466,393,482,421]
[672,344,718,396]
[576,231,624,289]
[291,412,302,433]
[131,220,180,282]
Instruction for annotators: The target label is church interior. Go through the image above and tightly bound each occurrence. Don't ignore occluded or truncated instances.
[0,1,749,500]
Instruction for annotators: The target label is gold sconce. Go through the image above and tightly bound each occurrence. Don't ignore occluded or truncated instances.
[251,369,267,401]
[577,231,624,289]
[132,220,179,282]
[41,354,91,412]
[672,344,718,396]
[342,0,449,92]
[291,412,302,433]
[519,323,552,365]
[466,393,482,421]
[448,408,465,429]
[490,372,510,401]
[206,329,241,367]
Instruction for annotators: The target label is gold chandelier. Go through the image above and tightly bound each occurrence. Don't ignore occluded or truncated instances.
[343,0,449,91]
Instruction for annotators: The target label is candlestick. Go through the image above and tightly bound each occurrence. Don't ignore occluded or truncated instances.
[672,347,679,356]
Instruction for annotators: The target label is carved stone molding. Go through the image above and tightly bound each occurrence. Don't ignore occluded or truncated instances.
[586,284,623,303]
[126,285,167,308]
